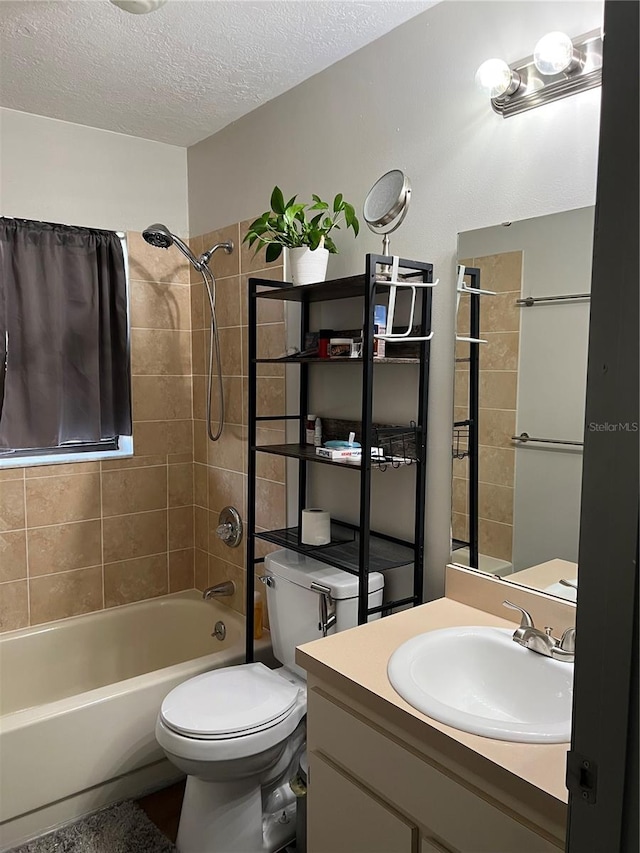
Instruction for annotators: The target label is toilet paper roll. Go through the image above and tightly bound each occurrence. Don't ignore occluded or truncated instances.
[301,509,331,546]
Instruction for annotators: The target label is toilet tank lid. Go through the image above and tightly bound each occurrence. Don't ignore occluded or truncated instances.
[264,549,384,599]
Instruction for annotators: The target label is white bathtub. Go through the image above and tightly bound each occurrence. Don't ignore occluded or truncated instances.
[0,590,270,850]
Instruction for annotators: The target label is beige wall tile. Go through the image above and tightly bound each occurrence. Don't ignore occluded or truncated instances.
[130,280,191,331]
[0,479,25,531]
[478,409,516,449]
[194,548,208,591]
[240,268,286,326]
[479,482,514,525]
[195,506,208,551]
[131,329,191,376]
[101,454,167,472]
[169,463,193,508]
[103,509,167,563]
[193,420,208,464]
[475,251,523,294]
[30,566,103,625]
[200,224,240,279]
[218,327,242,377]
[480,292,521,334]
[169,506,194,551]
[256,479,285,530]
[191,284,205,331]
[480,332,519,371]
[194,463,208,508]
[479,446,515,487]
[127,231,189,284]
[207,424,245,474]
[26,473,100,527]
[208,468,244,515]
[255,439,286,484]
[256,377,285,419]
[0,580,29,632]
[0,469,24,482]
[104,554,168,607]
[27,520,102,576]
[453,369,469,408]
[451,511,468,543]
[208,555,245,614]
[25,462,100,478]
[133,421,169,457]
[479,371,518,410]
[132,376,192,421]
[214,276,242,329]
[452,477,467,515]
[191,329,206,376]
[102,466,167,517]
[167,420,193,457]
[169,549,194,592]
[192,375,207,421]
[479,519,514,562]
[213,377,244,427]
[0,531,27,582]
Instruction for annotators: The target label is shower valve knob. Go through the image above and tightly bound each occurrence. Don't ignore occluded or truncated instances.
[215,506,243,548]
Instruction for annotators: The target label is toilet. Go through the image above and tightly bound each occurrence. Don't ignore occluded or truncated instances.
[156,549,384,853]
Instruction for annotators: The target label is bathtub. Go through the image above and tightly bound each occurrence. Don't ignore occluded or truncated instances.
[0,590,271,850]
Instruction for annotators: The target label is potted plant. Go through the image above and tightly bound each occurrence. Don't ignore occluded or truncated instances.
[243,186,359,285]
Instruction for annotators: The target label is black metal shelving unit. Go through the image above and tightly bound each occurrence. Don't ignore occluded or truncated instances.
[246,254,434,662]
[452,266,481,570]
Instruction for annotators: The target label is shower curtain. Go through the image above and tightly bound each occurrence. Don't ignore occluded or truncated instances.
[0,218,131,452]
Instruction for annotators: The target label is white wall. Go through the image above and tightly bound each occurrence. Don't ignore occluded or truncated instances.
[187,0,603,599]
[0,108,188,235]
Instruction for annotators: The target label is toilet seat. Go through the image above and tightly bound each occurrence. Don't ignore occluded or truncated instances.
[160,663,300,740]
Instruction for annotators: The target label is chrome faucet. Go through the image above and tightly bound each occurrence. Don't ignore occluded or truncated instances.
[203,581,236,600]
[503,601,575,662]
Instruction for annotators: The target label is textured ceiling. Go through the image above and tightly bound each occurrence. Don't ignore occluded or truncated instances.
[0,0,436,147]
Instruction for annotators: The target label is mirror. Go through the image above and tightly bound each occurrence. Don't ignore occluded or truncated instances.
[363,169,412,258]
[451,207,595,601]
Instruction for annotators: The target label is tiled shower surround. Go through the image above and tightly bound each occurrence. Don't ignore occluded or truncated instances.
[452,251,523,564]
[0,222,286,632]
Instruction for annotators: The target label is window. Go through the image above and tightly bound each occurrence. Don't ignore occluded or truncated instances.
[0,218,133,468]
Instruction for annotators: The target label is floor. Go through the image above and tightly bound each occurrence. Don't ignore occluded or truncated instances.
[137,781,185,845]
[137,781,300,851]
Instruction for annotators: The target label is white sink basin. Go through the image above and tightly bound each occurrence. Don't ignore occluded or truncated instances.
[387,626,573,743]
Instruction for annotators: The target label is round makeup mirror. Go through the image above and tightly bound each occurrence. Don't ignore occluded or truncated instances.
[363,169,412,257]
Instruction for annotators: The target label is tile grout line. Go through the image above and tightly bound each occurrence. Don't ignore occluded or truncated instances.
[22,472,30,626]
[100,460,105,610]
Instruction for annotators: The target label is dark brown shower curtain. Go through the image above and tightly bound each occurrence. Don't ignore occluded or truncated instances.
[0,218,131,452]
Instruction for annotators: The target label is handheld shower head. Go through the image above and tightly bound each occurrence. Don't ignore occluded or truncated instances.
[142,223,173,249]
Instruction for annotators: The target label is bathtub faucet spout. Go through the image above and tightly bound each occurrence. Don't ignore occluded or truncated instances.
[203,581,236,600]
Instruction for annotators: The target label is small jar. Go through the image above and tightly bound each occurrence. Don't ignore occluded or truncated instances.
[318,329,333,359]
[306,415,317,445]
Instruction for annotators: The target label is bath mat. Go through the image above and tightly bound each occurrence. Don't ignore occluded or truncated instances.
[10,800,177,853]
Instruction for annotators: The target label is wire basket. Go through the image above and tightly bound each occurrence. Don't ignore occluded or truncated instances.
[372,421,419,470]
[452,421,470,460]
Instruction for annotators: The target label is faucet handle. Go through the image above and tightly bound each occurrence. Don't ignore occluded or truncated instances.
[503,600,535,629]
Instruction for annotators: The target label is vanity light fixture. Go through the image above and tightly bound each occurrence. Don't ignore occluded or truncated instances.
[476,29,603,118]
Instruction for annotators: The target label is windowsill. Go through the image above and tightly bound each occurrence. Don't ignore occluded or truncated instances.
[0,436,134,470]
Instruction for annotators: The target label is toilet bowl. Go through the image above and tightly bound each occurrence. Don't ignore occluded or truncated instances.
[156,549,384,853]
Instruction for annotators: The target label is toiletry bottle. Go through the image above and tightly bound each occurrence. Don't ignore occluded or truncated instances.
[314,417,322,447]
[318,329,332,359]
[253,592,263,640]
[306,415,316,445]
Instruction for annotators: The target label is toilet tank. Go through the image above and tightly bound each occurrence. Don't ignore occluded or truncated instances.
[264,549,384,674]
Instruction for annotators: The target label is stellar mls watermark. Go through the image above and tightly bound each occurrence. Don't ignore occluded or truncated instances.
[588,422,639,432]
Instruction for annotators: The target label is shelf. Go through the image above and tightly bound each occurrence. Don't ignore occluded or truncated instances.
[254,442,419,469]
[250,262,432,304]
[256,520,415,575]
[451,538,469,552]
[254,356,420,365]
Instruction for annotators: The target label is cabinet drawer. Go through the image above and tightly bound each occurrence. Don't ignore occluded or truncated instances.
[308,688,563,853]
[308,752,417,853]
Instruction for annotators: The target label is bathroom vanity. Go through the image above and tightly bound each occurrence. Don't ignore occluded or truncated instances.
[297,593,570,853]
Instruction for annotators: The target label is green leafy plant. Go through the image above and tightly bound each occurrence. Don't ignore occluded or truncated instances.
[243,186,360,263]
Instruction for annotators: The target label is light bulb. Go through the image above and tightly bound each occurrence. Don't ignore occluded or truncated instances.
[533,32,577,75]
[474,59,520,99]
[110,0,168,13]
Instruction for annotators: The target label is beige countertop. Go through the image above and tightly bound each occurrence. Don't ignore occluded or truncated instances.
[296,596,570,806]
[508,559,578,593]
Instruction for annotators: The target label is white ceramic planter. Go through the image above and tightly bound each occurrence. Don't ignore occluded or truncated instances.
[288,247,329,286]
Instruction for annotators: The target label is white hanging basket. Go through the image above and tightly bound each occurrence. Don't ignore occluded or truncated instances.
[287,246,329,286]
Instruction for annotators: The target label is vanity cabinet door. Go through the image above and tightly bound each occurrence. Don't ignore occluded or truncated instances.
[308,751,418,853]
